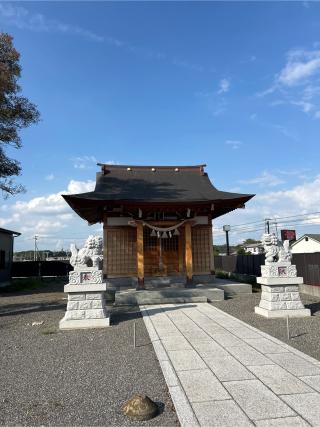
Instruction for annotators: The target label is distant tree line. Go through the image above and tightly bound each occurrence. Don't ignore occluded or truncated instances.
[14,250,71,261]
[213,238,262,256]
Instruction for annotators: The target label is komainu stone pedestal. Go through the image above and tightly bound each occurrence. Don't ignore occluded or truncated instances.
[255,264,311,318]
[60,268,110,330]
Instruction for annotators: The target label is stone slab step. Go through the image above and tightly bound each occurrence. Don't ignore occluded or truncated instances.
[208,280,252,296]
[115,288,224,306]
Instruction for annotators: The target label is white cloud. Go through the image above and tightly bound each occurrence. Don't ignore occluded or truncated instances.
[0,3,204,74]
[72,155,97,169]
[45,173,54,181]
[277,168,311,178]
[239,171,285,187]
[72,156,118,170]
[0,3,104,42]
[11,179,95,217]
[256,86,277,98]
[257,175,320,209]
[257,47,320,118]
[225,140,242,150]
[278,49,320,87]
[213,175,320,244]
[270,99,285,107]
[212,106,227,116]
[0,179,97,250]
[291,100,314,113]
[67,179,95,194]
[302,85,320,100]
[218,78,230,94]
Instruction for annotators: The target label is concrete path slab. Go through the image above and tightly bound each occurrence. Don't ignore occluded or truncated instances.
[140,303,320,426]
[224,379,296,420]
[177,369,231,402]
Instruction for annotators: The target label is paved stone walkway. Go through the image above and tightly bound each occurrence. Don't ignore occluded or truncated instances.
[140,303,320,427]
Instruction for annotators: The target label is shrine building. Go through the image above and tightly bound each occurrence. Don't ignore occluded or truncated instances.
[63,164,253,289]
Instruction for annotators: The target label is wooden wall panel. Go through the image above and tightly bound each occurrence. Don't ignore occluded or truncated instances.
[192,226,211,274]
[106,227,137,276]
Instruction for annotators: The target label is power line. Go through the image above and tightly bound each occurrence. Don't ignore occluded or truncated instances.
[228,211,320,231]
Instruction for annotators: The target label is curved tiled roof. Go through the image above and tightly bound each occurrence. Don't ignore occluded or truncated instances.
[62,164,254,223]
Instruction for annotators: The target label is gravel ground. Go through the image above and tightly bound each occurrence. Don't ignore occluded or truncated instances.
[0,282,178,427]
[211,291,320,361]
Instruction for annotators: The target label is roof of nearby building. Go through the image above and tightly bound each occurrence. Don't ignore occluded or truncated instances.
[291,234,320,246]
[62,164,254,224]
[0,227,21,236]
[243,243,263,248]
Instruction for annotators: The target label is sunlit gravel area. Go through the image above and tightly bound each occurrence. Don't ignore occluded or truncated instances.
[211,291,320,361]
[0,284,178,427]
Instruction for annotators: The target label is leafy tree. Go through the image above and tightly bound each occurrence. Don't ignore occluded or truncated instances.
[213,247,220,256]
[236,247,247,255]
[243,238,261,245]
[0,33,40,197]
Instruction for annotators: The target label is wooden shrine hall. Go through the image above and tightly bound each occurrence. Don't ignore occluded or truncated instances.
[63,164,254,289]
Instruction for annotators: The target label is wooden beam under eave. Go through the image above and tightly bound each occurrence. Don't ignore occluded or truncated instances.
[185,222,193,285]
[136,222,145,289]
[208,220,215,274]
[103,212,108,278]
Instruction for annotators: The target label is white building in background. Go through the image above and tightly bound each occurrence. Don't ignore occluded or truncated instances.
[0,228,21,286]
[291,234,320,254]
[243,243,264,255]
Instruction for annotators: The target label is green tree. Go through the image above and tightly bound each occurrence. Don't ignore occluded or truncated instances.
[0,33,40,197]
[236,247,247,255]
[243,238,260,245]
[213,246,220,256]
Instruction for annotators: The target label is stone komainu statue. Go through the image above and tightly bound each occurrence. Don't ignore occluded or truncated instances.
[261,233,292,264]
[70,235,103,269]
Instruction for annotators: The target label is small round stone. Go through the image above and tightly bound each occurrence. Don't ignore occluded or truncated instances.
[122,394,158,421]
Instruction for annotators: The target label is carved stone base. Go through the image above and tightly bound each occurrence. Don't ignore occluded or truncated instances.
[255,278,310,318]
[59,281,110,330]
[60,317,110,330]
[255,306,311,318]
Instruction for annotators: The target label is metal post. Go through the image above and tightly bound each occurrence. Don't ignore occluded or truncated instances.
[226,230,230,255]
[286,315,290,340]
[223,225,231,256]
[133,321,136,348]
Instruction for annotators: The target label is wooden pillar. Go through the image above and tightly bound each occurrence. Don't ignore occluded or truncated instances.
[103,212,108,278]
[136,222,145,290]
[209,221,215,274]
[178,230,184,274]
[185,222,193,285]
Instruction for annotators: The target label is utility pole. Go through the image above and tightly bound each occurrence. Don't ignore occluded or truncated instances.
[34,235,38,261]
[274,218,278,238]
[223,225,231,255]
[265,218,271,234]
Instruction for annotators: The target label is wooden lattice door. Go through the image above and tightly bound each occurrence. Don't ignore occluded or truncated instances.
[144,228,180,276]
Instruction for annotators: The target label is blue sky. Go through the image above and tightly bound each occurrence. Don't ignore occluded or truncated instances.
[1,1,320,251]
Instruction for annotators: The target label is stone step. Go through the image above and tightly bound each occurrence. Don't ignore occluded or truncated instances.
[144,276,186,286]
[115,287,224,306]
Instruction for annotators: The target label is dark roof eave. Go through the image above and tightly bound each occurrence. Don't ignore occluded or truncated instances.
[62,194,255,224]
[62,193,254,206]
[0,227,21,236]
